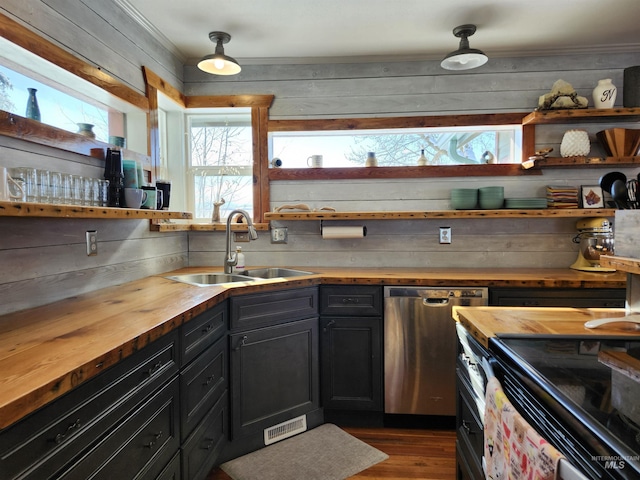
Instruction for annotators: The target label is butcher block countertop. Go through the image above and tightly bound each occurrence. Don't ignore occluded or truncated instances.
[0,267,626,429]
[453,306,640,349]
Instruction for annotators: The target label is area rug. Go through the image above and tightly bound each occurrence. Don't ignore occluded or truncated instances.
[220,423,388,480]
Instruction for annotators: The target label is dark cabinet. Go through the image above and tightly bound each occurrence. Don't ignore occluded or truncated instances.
[0,330,180,480]
[319,286,383,413]
[179,300,229,480]
[489,287,625,308]
[456,359,484,480]
[229,317,319,440]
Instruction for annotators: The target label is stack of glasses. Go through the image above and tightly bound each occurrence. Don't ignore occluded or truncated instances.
[9,167,109,207]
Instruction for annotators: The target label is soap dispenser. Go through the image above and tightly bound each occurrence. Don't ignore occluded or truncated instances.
[235,246,245,272]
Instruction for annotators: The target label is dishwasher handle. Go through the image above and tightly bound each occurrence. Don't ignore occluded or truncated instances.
[423,297,450,306]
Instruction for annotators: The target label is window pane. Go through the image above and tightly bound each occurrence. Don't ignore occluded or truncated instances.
[270,125,521,167]
[188,110,253,220]
[0,64,116,142]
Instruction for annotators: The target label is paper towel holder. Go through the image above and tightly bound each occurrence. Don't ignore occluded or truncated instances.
[320,220,367,238]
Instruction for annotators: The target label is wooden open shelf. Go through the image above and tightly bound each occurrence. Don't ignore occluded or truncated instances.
[523,107,640,125]
[264,208,616,221]
[150,222,270,232]
[0,201,192,219]
[533,156,640,168]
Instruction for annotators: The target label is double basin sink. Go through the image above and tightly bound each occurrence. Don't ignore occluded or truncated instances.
[165,268,316,287]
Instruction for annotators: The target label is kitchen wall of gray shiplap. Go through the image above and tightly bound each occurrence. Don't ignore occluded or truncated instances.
[1,0,638,316]
[0,0,188,316]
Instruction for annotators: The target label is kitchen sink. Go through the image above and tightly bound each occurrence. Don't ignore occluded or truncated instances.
[165,272,260,287]
[240,268,316,279]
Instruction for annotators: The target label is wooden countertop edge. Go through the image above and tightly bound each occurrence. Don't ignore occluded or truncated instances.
[0,267,627,429]
[453,306,639,349]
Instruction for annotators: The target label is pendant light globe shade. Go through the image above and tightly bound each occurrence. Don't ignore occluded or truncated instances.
[197,31,242,75]
[440,24,488,71]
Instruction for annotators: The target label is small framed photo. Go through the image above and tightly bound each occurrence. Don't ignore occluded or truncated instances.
[580,185,605,208]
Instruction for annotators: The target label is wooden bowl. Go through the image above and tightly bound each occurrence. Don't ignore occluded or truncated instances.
[596,128,640,157]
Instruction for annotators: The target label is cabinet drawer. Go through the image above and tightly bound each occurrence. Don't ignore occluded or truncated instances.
[0,330,179,480]
[59,377,180,480]
[489,288,625,308]
[230,287,318,330]
[320,285,383,316]
[182,393,228,480]
[182,300,227,365]
[180,335,227,441]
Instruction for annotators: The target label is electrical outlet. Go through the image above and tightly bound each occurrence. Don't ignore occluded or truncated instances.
[439,227,451,244]
[271,227,288,244]
[234,232,250,242]
[86,230,98,256]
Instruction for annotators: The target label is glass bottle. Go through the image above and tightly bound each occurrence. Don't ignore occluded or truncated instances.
[25,88,41,121]
[417,149,428,166]
[365,152,378,167]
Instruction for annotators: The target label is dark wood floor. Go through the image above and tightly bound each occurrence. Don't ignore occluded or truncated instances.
[207,426,457,480]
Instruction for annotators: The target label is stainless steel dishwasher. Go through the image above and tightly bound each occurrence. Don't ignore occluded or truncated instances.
[384,286,488,415]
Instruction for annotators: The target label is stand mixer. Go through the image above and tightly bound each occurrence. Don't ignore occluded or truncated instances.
[570,217,615,272]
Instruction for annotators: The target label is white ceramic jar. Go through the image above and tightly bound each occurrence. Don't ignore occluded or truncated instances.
[592,79,617,109]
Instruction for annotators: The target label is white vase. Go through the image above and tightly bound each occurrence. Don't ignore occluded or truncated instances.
[592,79,617,109]
[560,129,590,157]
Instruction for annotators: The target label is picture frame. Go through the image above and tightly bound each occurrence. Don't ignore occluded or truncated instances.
[580,185,605,208]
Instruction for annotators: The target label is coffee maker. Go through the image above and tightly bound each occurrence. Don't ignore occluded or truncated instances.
[570,217,616,272]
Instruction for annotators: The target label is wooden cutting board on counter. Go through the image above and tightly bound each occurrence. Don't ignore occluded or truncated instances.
[453,306,640,348]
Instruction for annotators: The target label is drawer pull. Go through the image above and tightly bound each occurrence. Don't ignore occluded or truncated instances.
[342,297,360,304]
[53,419,82,444]
[234,335,248,351]
[203,375,215,386]
[202,324,214,333]
[323,319,335,333]
[145,360,163,377]
[203,438,215,450]
[462,420,478,435]
[145,431,163,448]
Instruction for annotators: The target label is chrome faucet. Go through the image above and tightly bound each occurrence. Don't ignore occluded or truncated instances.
[224,209,258,273]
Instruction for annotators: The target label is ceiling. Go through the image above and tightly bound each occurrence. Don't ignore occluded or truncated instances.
[120,0,640,66]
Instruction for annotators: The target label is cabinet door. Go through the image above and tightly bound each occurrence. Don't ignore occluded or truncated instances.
[320,316,382,411]
[229,317,319,440]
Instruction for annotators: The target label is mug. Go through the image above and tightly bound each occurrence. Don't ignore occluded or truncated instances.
[156,180,171,209]
[307,154,323,168]
[0,167,24,201]
[140,185,157,209]
[124,187,147,209]
[156,189,164,210]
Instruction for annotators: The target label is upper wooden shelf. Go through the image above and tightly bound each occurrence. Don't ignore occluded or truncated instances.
[0,202,192,220]
[532,156,640,168]
[600,255,640,275]
[150,222,270,232]
[522,107,640,125]
[264,208,616,221]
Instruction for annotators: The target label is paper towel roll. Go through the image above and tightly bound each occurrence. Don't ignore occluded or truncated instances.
[321,226,367,239]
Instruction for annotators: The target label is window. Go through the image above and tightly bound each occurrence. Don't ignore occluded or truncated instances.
[187,109,253,221]
[269,124,521,167]
[0,63,124,143]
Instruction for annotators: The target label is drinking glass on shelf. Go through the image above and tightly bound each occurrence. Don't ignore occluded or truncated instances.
[50,171,63,204]
[61,173,74,204]
[98,179,109,206]
[70,175,83,205]
[37,169,50,203]
[12,167,38,202]
[82,176,93,206]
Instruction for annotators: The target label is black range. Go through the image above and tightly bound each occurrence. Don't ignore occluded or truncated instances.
[490,335,640,479]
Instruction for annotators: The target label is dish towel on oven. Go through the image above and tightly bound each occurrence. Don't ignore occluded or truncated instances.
[484,376,565,480]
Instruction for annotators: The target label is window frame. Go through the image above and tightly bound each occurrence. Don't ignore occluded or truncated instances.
[267,113,530,181]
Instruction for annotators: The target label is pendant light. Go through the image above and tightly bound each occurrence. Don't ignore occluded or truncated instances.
[440,24,488,71]
[197,31,242,75]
